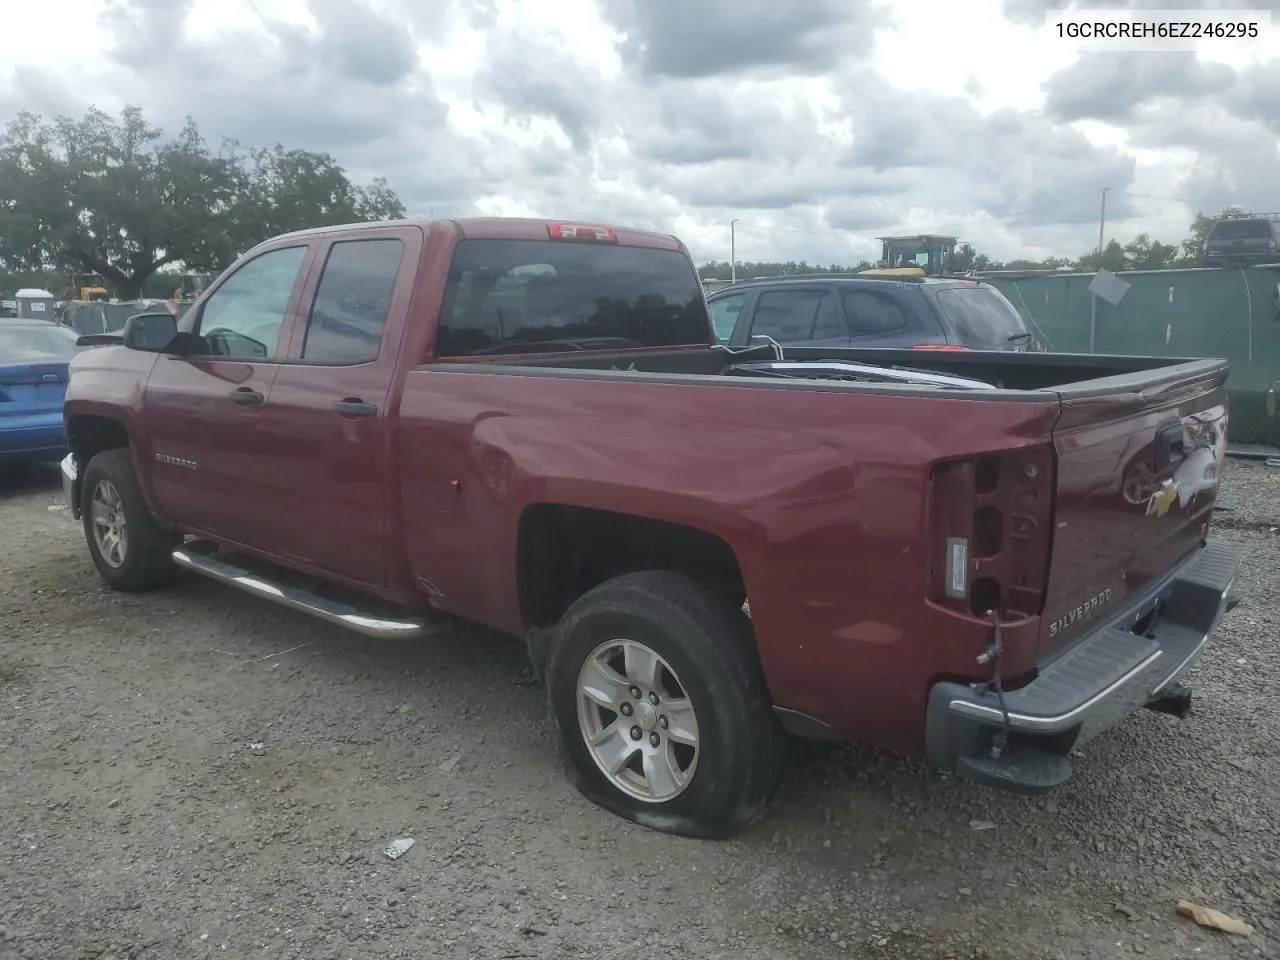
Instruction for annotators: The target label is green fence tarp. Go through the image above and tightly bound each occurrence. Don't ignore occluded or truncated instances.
[984,265,1280,447]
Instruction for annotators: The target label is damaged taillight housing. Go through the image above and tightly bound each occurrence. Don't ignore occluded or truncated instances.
[927,444,1055,619]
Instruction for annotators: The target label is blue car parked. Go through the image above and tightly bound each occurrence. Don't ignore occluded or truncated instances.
[0,320,84,467]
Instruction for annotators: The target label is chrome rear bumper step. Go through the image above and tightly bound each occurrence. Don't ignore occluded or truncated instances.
[172,540,437,640]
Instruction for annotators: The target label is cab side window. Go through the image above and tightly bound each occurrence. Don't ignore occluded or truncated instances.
[301,239,405,364]
[196,246,308,359]
[708,292,746,341]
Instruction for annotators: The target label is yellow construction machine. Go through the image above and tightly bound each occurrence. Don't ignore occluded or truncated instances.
[860,235,958,277]
[72,272,111,302]
[172,272,210,304]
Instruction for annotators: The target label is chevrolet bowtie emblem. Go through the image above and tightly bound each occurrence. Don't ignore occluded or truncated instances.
[1147,479,1179,517]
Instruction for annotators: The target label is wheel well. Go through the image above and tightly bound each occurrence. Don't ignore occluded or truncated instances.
[66,414,130,464]
[517,504,746,629]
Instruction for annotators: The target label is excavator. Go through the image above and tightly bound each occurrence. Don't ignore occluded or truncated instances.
[171,272,210,305]
[72,272,111,302]
[167,272,211,318]
[860,235,958,277]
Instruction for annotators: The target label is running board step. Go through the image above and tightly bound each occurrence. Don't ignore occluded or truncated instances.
[172,540,438,640]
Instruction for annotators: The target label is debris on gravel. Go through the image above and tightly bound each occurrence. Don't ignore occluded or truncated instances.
[0,460,1275,959]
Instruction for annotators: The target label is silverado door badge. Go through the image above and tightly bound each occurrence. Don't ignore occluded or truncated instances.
[155,452,198,470]
[1146,479,1178,518]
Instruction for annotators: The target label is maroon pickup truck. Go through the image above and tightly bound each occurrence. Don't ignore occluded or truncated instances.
[60,217,1241,839]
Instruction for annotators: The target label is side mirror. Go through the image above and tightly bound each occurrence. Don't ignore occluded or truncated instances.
[122,313,179,352]
[121,313,208,357]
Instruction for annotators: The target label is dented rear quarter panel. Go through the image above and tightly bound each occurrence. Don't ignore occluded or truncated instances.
[395,367,1063,755]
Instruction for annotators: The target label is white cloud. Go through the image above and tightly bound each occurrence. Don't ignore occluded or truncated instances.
[2,0,1278,268]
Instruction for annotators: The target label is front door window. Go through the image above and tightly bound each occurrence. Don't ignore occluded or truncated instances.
[195,246,308,358]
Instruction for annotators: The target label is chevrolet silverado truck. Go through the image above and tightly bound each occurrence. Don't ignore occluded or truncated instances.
[60,217,1241,839]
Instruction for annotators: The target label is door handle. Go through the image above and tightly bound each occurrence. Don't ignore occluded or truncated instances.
[229,387,264,406]
[331,398,378,418]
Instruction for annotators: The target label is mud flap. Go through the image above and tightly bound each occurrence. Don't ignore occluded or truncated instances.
[525,625,556,682]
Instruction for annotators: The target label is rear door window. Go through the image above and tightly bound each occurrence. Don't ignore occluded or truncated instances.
[839,289,909,337]
[437,240,708,357]
[301,238,405,364]
[933,285,1029,349]
[750,289,839,342]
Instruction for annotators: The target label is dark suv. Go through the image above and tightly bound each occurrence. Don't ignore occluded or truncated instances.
[706,275,1033,351]
[1200,216,1280,267]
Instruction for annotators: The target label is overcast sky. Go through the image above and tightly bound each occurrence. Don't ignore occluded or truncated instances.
[3,0,1278,265]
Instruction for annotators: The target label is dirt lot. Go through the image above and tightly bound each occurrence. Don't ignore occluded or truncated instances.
[0,461,1276,960]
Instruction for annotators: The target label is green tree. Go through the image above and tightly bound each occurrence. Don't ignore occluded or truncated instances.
[0,105,405,300]
[952,243,999,272]
[1123,232,1179,270]
[0,266,68,298]
[227,143,404,245]
[698,224,1255,280]
[1075,239,1128,272]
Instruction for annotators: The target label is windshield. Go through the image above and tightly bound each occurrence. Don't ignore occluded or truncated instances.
[437,239,710,357]
[1210,219,1272,241]
[933,285,1029,349]
[0,324,81,361]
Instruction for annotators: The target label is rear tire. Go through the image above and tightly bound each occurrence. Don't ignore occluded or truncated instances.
[81,448,181,592]
[545,570,785,839]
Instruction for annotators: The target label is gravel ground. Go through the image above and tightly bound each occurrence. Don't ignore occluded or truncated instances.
[0,460,1276,960]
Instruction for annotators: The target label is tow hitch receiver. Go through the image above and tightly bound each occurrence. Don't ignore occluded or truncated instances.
[1144,682,1193,719]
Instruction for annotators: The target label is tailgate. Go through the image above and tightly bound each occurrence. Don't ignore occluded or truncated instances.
[1040,362,1228,655]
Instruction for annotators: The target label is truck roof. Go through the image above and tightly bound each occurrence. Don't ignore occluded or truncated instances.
[265,217,685,251]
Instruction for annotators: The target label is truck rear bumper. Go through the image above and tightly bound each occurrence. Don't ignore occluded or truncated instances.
[924,538,1241,794]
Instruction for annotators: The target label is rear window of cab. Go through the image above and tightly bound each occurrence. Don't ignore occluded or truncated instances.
[437,239,711,357]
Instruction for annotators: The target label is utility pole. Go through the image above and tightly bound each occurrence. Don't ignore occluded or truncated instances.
[730,218,740,284]
[1089,187,1108,354]
[1097,187,1108,258]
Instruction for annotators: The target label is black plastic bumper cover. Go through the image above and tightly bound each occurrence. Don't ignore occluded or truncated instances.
[925,538,1241,793]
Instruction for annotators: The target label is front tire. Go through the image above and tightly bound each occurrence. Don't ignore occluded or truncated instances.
[545,570,784,839]
[80,448,181,592]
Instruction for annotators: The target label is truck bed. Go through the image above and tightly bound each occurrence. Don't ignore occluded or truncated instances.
[436,342,1226,398]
